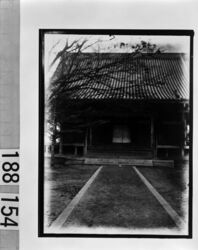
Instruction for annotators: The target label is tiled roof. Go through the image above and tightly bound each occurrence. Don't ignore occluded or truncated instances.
[54,53,189,101]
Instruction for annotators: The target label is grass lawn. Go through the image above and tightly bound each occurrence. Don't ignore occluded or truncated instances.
[138,164,188,218]
[44,161,99,226]
[63,166,177,229]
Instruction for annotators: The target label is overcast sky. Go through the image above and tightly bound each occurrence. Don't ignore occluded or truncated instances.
[45,34,190,53]
[45,34,190,87]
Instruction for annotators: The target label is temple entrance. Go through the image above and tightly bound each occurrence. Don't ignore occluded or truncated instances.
[91,117,151,148]
[89,118,152,158]
[112,125,131,143]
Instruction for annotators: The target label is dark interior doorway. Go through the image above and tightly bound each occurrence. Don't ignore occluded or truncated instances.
[92,117,151,148]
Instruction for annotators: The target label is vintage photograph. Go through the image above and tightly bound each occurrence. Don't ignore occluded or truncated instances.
[40,31,192,236]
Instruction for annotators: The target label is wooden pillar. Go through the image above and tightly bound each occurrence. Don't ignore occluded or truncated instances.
[155,136,158,158]
[84,129,88,155]
[151,116,157,158]
[181,109,185,158]
[151,116,154,148]
[74,146,77,156]
[154,120,158,159]
[89,127,92,146]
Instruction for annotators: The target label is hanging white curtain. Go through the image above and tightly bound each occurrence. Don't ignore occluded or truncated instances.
[112,125,131,143]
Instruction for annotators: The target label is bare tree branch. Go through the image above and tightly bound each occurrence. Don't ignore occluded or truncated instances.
[46,38,167,148]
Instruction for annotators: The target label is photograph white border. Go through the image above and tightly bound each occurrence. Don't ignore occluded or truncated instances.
[20,0,198,249]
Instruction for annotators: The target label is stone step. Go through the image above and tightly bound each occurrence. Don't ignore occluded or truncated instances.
[153,160,174,168]
[88,147,152,153]
[84,158,174,167]
[55,154,174,168]
[87,155,152,159]
[84,158,153,166]
[87,151,153,158]
[88,146,151,151]
[88,150,152,153]
[87,151,152,155]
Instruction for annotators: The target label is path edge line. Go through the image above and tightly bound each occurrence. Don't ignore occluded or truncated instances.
[133,166,185,228]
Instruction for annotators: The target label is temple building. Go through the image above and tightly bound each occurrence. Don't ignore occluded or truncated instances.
[50,52,190,166]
